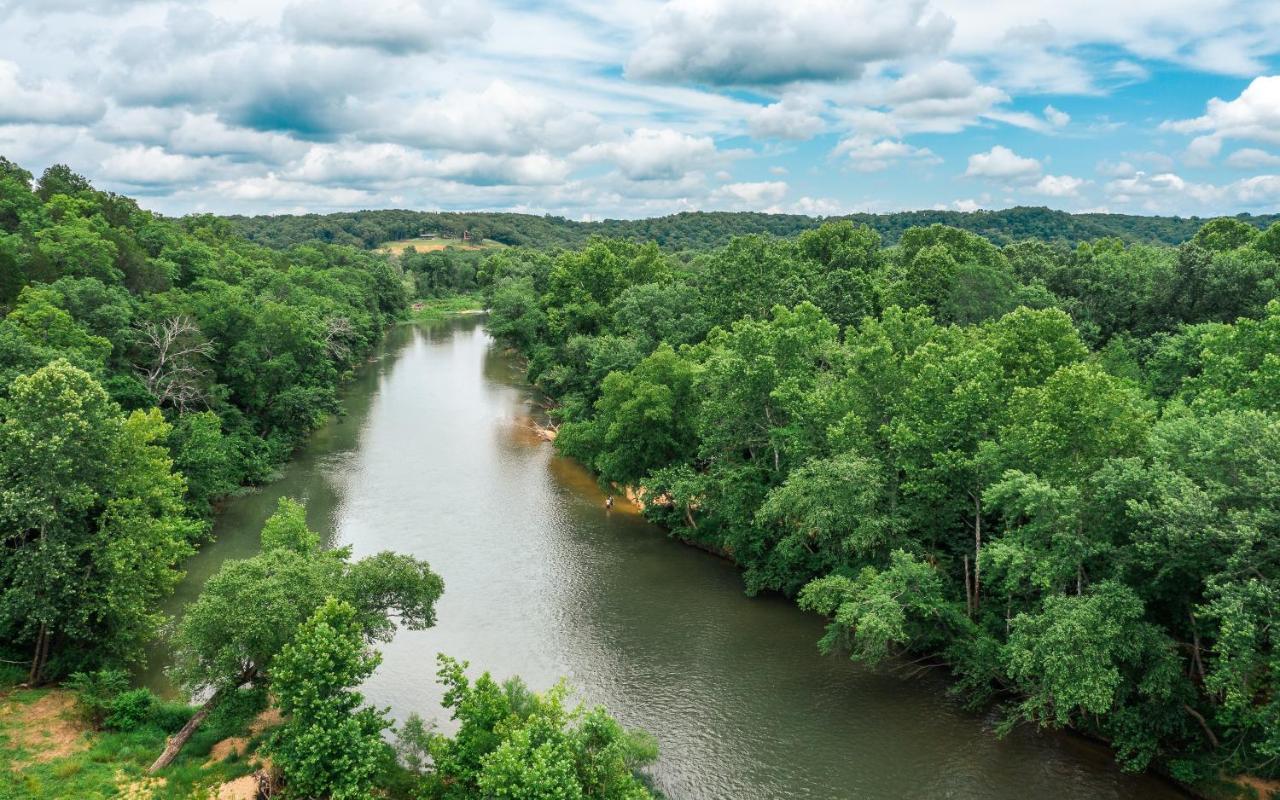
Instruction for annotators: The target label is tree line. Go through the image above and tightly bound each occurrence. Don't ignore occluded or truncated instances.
[0,157,409,683]
[483,218,1280,787]
[228,205,1280,253]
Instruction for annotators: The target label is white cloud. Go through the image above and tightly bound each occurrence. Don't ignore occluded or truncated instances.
[951,198,981,212]
[0,60,105,125]
[1163,75,1280,147]
[203,173,374,207]
[785,195,844,216]
[99,145,216,186]
[749,97,825,140]
[626,0,952,85]
[1096,160,1137,178]
[1044,105,1070,127]
[1225,148,1280,169]
[1032,173,1087,197]
[385,81,601,155]
[282,0,492,54]
[710,180,788,208]
[574,128,720,181]
[834,137,938,172]
[964,145,1042,181]
[1184,135,1222,166]
[1105,170,1280,213]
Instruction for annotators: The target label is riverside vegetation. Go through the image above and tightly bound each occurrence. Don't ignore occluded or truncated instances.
[480,219,1280,791]
[0,158,657,799]
[1,154,1277,796]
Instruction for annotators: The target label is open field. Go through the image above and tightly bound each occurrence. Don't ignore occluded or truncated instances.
[377,237,505,255]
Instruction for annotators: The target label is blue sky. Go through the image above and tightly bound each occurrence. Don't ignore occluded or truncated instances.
[1,0,1278,218]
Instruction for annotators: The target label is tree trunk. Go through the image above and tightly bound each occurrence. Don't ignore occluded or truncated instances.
[148,692,219,773]
[148,667,256,774]
[972,494,982,614]
[27,623,46,685]
[963,555,972,618]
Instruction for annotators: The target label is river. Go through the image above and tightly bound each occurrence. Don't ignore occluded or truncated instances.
[145,315,1186,800]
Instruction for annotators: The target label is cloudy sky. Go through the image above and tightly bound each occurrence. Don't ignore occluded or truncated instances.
[2,0,1279,218]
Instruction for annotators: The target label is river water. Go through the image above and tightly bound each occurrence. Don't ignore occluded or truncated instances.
[146,316,1185,799]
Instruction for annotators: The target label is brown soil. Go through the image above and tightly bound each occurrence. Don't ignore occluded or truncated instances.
[217,773,265,800]
[0,689,88,768]
[206,706,284,766]
[1237,775,1280,799]
[509,412,558,445]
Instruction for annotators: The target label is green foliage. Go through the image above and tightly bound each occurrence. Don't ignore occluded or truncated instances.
[169,499,443,698]
[226,206,1280,253]
[66,669,131,728]
[405,655,657,800]
[104,689,158,732]
[0,362,196,679]
[492,214,1280,782]
[269,597,392,800]
[0,160,410,684]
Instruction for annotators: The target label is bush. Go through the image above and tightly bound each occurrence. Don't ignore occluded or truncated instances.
[65,668,130,728]
[104,688,156,731]
[150,700,197,734]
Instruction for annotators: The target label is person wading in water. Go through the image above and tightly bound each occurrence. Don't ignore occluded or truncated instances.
[605,495,614,510]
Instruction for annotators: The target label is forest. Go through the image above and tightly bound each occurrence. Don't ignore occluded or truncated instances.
[0,158,657,799]
[227,206,1280,254]
[481,217,1280,788]
[2,152,1279,797]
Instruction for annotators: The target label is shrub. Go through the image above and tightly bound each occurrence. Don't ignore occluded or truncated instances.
[104,688,157,731]
[65,668,130,728]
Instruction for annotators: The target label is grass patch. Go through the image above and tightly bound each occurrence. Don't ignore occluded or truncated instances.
[0,686,267,800]
[408,294,485,322]
[379,237,504,255]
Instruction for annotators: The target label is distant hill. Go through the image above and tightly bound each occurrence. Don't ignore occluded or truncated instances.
[222,206,1280,252]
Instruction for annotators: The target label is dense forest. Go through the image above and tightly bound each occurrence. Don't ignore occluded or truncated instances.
[228,206,1280,253]
[4,152,1279,796]
[0,158,656,799]
[482,218,1280,787]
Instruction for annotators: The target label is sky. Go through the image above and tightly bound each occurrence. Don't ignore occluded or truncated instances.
[2,0,1279,219]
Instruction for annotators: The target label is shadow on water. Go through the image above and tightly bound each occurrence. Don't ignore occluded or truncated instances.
[145,315,1188,800]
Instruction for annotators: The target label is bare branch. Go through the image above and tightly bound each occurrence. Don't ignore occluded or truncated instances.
[133,315,214,413]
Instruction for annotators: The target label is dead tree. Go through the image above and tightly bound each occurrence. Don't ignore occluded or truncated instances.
[134,316,214,413]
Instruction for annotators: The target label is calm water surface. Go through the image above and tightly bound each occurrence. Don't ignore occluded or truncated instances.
[147,316,1186,800]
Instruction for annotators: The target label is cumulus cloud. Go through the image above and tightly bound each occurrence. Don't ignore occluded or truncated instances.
[1033,174,1087,197]
[1044,105,1070,127]
[4,0,1279,218]
[99,145,217,187]
[1105,170,1280,213]
[749,97,826,140]
[834,137,939,172]
[709,180,788,209]
[384,81,600,155]
[574,128,720,181]
[1225,148,1280,168]
[626,0,952,86]
[1163,75,1280,146]
[1096,160,1137,178]
[0,60,105,125]
[964,145,1042,181]
[282,0,491,55]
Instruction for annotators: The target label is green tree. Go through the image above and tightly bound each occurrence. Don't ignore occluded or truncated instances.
[410,655,657,800]
[270,598,392,799]
[153,498,442,771]
[0,361,194,682]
